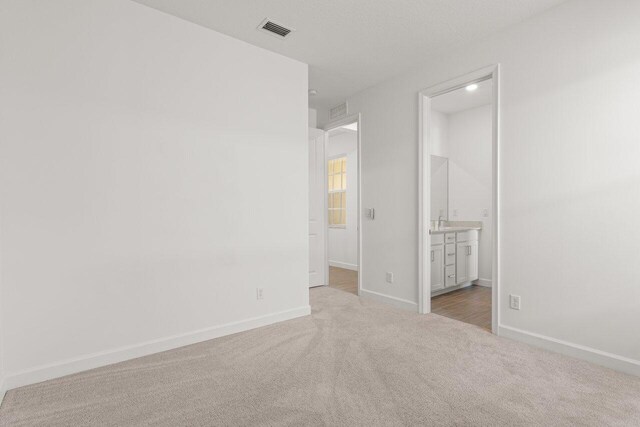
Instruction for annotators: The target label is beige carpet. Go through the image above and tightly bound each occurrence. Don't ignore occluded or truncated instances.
[1,287,639,426]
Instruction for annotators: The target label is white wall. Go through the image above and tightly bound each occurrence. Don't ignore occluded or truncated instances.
[0,0,308,389]
[448,105,493,284]
[315,108,331,130]
[308,108,318,128]
[0,281,3,400]
[348,0,640,371]
[327,131,358,270]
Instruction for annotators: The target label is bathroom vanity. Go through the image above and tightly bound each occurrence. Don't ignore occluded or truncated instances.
[430,227,480,295]
[429,154,486,295]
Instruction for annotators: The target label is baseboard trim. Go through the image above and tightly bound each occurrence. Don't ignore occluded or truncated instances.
[328,261,358,271]
[3,305,311,392]
[360,289,418,312]
[499,325,640,377]
[474,278,492,287]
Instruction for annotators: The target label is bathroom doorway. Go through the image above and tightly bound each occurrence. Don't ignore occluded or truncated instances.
[419,66,500,333]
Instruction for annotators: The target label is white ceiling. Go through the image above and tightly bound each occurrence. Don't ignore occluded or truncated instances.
[131,0,566,111]
[431,79,493,114]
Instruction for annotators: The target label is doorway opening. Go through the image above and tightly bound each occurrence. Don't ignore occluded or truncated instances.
[326,121,359,295]
[419,66,500,333]
[308,115,362,296]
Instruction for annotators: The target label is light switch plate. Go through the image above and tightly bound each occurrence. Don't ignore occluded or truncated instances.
[509,294,521,310]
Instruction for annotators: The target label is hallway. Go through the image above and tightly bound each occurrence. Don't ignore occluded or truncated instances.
[328,266,358,295]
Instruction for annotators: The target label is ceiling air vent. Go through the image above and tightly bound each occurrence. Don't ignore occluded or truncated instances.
[329,102,348,121]
[258,18,295,39]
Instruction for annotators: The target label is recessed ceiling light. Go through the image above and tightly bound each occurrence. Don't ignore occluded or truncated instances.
[308,89,318,96]
[466,84,478,92]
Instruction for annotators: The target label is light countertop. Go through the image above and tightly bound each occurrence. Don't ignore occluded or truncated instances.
[430,226,481,234]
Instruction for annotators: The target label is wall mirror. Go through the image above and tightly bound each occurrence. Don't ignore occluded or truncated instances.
[430,155,448,221]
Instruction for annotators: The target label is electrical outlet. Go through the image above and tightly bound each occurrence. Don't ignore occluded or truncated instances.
[453,209,458,217]
[256,288,264,300]
[482,209,489,217]
[509,294,521,310]
[386,272,394,284]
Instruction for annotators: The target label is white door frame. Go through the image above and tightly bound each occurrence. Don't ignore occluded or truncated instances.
[418,65,501,334]
[323,113,362,295]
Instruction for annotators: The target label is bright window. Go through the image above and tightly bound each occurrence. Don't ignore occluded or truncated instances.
[328,156,347,227]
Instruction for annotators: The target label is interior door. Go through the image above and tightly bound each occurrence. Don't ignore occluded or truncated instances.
[309,128,326,287]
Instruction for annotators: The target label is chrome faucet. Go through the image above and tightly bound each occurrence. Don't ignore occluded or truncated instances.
[437,216,446,230]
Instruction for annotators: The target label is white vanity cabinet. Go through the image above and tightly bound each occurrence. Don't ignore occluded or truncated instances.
[444,233,456,287]
[456,231,479,285]
[430,234,445,291]
[431,229,479,295]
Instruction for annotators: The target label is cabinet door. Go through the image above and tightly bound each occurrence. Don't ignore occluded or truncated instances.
[445,265,456,287]
[468,240,479,282]
[456,242,469,284]
[430,245,444,291]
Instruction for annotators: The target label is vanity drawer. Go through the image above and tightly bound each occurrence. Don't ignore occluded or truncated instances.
[431,233,444,245]
[445,244,456,265]
[456,231,469,242]
[445,233,456,244]
[457,230,479,242]
[445,265,456,287]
